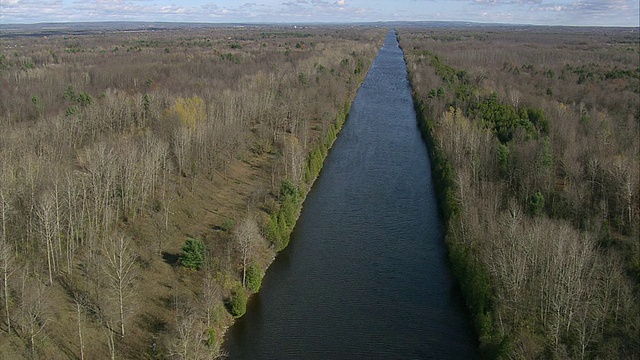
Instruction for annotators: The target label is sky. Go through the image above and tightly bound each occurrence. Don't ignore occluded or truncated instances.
[0,0,639,26]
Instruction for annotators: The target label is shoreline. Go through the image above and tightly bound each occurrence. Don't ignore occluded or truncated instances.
[216,51,377,355]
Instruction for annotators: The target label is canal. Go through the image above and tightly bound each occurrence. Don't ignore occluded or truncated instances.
[224,30,477,359]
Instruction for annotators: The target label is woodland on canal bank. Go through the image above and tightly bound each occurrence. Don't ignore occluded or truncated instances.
[0,25,383,359]
[400,27,639,359]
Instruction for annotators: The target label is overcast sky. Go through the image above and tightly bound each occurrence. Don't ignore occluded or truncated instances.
[1,0,638,26]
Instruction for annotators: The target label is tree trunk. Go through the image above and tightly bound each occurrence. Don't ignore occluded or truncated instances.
[119,286,125,338]
[76,301,84,360]
[2,252,10,334]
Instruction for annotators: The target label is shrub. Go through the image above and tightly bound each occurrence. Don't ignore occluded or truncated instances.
[65,106,78,117]
[267,212,290,251]
[206,328,217,348]
[246,263,263,292]
[77,92,93,107]
[266,180,302,251]
[279,180,299,201]
[497,143,510,177]
[529,192,545,217]
[220,218,235,232]
[180,238,205,270]
[64,85,76,102]
[228,287,247,318]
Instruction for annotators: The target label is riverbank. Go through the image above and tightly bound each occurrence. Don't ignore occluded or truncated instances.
[210,36,383,356]
[123,33,383,357]
[399,27,639,358]
[0,27,385,359]
[394,28,484,352]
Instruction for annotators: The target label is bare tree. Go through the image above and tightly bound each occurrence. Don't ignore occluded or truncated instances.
[64,172,80,274]
[73,293,86,360]
[17,269,50,355]
[0,239,16,334]
[0,167,12,251]
[283,135,305,185]
[0,165,15,334]
[36,191,57,285]
[235,217,259,288]
[168,304,219,360]
[105,319,116,360]
[102,234,137,338]
[201,274,221,330]
[172,126,193,178]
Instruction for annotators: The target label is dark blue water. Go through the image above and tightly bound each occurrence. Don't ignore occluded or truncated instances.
[225,30,477,359]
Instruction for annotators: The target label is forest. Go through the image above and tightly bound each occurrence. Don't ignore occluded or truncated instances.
[0,25,383,359]
[399,27,639,358]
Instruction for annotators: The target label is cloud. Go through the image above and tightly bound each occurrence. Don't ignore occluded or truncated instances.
[277,0,372,21]
[536,5,563,11]
[0,0,637,25]
[472,0,542,5]
[451,0,638,25]
[0,0,66,23]
[571,0,635,15]
[0,0,268,23]
[521,0,638,25]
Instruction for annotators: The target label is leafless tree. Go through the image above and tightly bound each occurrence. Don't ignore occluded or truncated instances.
[0,239,16,334]
[102,234,137,338]
[284,135,305,185]
[235,217,260,288]
[168,304,218,360]
[36,191,57,285]
[201,274,221,330]
[16,269,50,355]
[73,292,87,360]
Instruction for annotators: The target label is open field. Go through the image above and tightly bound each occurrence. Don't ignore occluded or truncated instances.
[400,26,639,358]
[0,24,383,359]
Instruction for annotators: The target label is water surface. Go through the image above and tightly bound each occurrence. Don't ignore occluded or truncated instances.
[225,30,477,359]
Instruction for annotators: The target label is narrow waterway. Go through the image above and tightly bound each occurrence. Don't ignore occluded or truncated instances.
[224,30,477,359]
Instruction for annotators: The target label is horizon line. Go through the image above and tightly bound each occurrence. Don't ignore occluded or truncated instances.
[1,20,638,29]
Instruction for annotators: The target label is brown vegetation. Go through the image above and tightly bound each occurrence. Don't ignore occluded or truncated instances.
[400,27,639,358]
[0,26,383,358]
